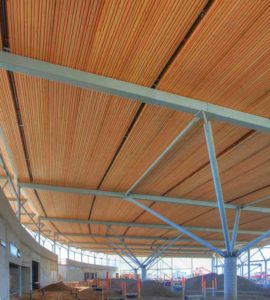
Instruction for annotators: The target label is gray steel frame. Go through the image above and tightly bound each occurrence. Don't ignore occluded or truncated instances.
[0,51,269,268]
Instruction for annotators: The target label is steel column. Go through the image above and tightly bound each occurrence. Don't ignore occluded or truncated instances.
[248,249,251,280]
[125,197,225,256]
[141,265,147,281]
[224,256,237,300]
[203,119,231,255]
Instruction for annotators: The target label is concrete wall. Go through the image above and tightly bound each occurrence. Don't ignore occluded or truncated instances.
[0,189,58,299]
[59,259,117,282]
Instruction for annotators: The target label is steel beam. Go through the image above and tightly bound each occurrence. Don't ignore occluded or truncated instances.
[230,208,241,254]
[124,197,225,256]
[125,115,200,194]
[203,119,231,255]
[19,182,270,214]
[236,229,270,256]
[67,241,208,250]
[56,232,231,244]
[40,216,263,235]
[1,52,270,132]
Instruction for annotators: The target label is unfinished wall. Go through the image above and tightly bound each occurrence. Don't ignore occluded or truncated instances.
[0,189,58,299]
[59,259,117,282]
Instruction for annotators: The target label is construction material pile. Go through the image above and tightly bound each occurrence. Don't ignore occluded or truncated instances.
[42,281,72,292]
[110,279,176,297]
[185,273,269,293]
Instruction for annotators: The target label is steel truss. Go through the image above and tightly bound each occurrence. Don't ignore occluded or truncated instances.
[0,51,270,293]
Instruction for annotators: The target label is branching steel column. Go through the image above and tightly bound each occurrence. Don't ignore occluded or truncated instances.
[203,118,231,255]
[230,208,241,254]
[143,234,182,267]
[108,225,141,266]
[108,240,137,270]
[124,197,225,256]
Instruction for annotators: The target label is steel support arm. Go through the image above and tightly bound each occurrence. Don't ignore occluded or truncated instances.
[124,197,225,256]
[125,115,200,194]
[1,51,270,132]
[236,229,270,256]
[230,208,241,254]
[203,118,231,255]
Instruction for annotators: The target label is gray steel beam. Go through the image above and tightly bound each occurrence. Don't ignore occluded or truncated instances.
[67,241,208,250]
[0,52,270,132]
[125,197,225,256]
[40,216,263,235]
[125,115,200,194]
[203,118,231,255]
[19,182,270,214]
[56,232,232,244]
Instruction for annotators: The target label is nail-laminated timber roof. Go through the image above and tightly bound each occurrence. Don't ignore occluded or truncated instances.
[0,0,270,256]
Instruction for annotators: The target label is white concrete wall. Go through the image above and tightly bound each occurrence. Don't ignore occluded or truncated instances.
[58,259,117,281]
[0,189,58,299]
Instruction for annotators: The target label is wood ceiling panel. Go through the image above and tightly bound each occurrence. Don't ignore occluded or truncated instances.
[52,222,89,235]
[133,122,249,196]
[36,190,93,220]
[91,196,148,222]
[7,0,207,85]
[14,73,140,187]
[0,70,29,180]
[158,1,270,117]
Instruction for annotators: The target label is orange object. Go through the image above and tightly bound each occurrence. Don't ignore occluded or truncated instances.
[106,272,109,297]
[137,274,141,298]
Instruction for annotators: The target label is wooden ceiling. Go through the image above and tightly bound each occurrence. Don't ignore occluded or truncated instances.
[0,0,270,256]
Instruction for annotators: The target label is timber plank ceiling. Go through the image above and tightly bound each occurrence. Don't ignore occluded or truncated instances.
[0,0,269,255]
